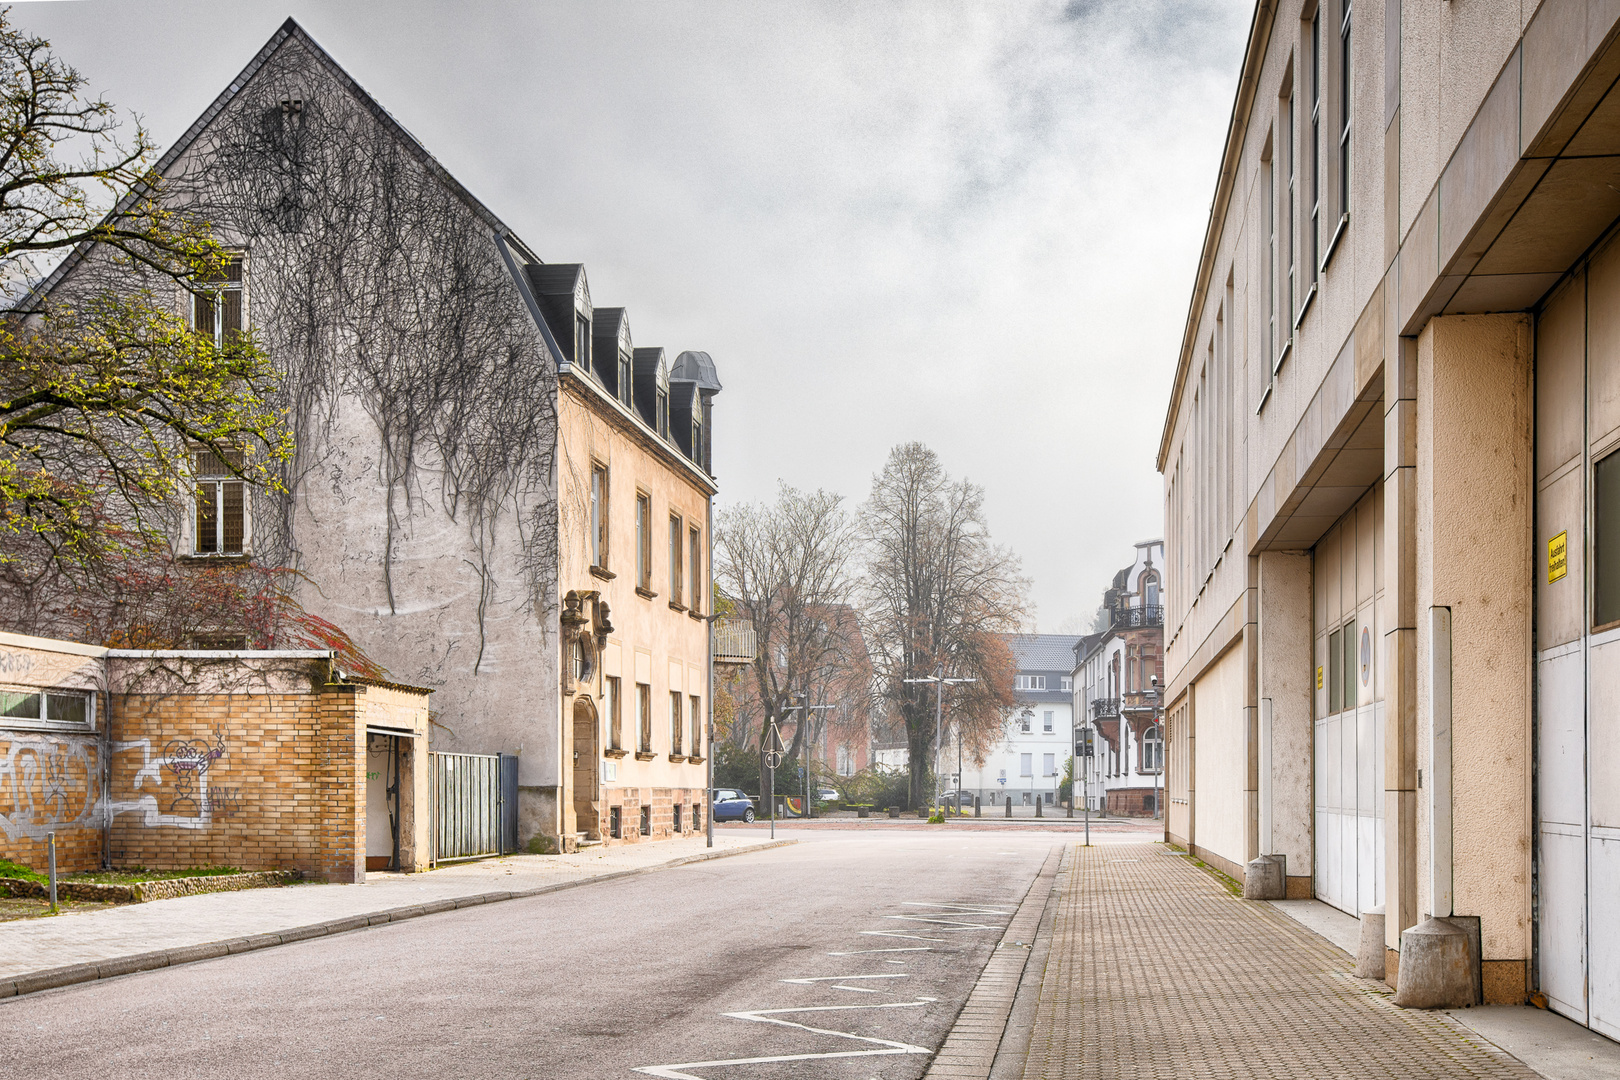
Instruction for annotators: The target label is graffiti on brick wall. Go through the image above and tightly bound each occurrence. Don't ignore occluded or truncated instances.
[205,787,243,817]
[0,728,238,840]
[0,735,101,840]
[161,731,227,815]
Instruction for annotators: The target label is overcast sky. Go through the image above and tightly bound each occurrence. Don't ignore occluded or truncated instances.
[14,0,1249,632]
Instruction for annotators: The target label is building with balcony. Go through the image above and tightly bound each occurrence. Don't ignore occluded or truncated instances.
[1072,541,1165,816]
[956,634,1080,810]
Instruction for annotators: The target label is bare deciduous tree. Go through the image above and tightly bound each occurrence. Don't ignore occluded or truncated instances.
[861,442,1027,809]
[714,484,864,799]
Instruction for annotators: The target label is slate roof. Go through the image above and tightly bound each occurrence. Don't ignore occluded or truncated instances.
[1005,634,1086,672]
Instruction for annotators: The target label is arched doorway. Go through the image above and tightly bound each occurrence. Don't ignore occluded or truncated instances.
[572,696,601,840]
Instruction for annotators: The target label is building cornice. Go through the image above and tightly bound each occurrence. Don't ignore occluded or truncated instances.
[561,369,718,496]
[1157,0,1277,474]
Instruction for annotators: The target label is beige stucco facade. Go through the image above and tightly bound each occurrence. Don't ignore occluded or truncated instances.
[1160,0,1620,1025]
[555,370,715,848]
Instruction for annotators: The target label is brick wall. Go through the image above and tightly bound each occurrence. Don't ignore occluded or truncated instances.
[106,684,364,881]
[0,728,107,873]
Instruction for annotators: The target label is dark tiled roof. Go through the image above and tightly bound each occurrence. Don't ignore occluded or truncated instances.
[1004,634,1086,672]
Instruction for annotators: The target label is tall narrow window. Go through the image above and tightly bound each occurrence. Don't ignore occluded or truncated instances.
[1286,84,1297,331]
[636,493,652,593]
[618,351,633,407]
[194,449,246,555]
[638,682,652,752]
[1265,140,1276,378]
[575,314,591,374]
[193,256,243,348]
[606,676,622,750]
[1328,627,1343,713]
[590,464,608,569]
[1339,1,1352,226]
[669,514,684,604]
[1597,450,1620,626]
[1342,618,1358,710]
[689,694,702,756]
[670,690,683,755]
[656,386,670,439]
[689,526,702,614]
[1310,11,1321,283]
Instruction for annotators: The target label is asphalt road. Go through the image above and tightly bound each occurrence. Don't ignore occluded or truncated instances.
[2,830,1065,1080]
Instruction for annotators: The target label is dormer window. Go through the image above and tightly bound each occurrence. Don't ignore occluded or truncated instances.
[656,384,669,439]
[618,350,632,407]
[575,314,591,375]
[193,255,243,347]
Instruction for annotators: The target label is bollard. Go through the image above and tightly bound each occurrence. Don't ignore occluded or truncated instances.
[974,796,981,817]
[1035,798,1043,818]
[47,831,58,914]
[1005,796,1012,817]
[1067,799,1073,819]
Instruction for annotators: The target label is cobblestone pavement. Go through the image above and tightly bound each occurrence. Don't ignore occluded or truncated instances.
[1017,843,1541,1080]
[0,833,785,982]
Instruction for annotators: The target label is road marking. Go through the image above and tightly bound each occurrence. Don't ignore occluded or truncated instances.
[781,974,909,985]
[858,929,944,942]
[902,902,1013,915]
[827,946,932,956]
[632,999,936,1079]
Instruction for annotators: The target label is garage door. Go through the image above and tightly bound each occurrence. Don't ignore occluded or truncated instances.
[1312,487,1384,918]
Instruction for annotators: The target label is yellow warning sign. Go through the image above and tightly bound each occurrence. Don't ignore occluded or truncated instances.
[1549,531,1568,584]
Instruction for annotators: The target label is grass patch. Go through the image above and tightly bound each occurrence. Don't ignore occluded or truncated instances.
[0,858,46,883]
[1168,844,1243,897]
[62,866,243,884]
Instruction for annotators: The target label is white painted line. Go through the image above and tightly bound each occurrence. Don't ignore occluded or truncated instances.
[881,914,1001,930]
[632,998,937,1079]
[858,930,945,942]
[781,974,909,985]
[831,984,878,993]
[828,946,933,956]
[901,902,1013,915]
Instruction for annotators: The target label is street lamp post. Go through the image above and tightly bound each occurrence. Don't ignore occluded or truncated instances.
[783,697,835,820]
[904,666,976,814]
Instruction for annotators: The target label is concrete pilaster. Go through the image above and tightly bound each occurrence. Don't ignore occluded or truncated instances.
[1413,313,1533,1004]
[1384,335,1419,967]
[1257,551,1313,895]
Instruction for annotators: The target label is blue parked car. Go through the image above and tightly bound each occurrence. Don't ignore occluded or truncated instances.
[712,787,757,823]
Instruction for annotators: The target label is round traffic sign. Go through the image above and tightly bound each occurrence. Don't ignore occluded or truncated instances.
[764,751,783,769]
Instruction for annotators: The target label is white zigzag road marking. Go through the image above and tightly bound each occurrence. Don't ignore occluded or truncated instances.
[631,998,936,1080]
[781,974,909,984]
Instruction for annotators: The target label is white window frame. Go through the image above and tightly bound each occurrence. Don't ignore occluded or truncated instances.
[0,686,95,732]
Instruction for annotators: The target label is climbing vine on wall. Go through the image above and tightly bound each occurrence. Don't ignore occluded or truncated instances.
[171,40,560,653]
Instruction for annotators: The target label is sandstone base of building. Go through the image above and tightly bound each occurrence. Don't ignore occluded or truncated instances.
[1105,787,1161,817]
[594,786,707,845]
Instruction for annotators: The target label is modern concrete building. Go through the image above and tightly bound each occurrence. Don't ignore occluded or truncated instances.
[1073,541,1166,816]
[957,635,1079,810]
[1160,0,1620,1028]
[29,20,721,855]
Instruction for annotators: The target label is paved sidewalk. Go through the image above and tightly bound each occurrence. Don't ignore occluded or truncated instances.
[0,834,789,993]
[1015,843,1541,1079]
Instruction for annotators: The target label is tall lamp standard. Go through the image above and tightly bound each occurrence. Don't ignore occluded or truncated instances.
[903,666,976,813]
